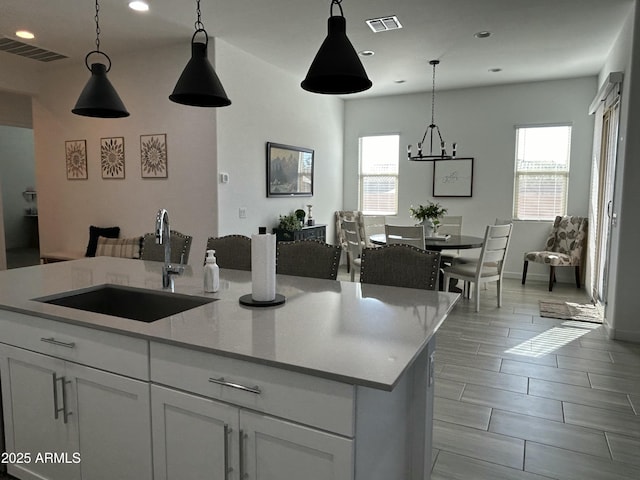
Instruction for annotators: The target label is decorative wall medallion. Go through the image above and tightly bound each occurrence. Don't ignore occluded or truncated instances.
[65,140,88,180]
[101,137,125,179]
[140,133,167,178]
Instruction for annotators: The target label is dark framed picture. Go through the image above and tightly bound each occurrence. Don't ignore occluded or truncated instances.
[140,133,168,178]
[65,140,88,180]
[433,158,474,197]
[266,142,314,197]
[101,137,125,179]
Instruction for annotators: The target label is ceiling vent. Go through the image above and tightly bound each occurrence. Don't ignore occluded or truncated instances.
[365,16,402,33]
[0,37,67,62]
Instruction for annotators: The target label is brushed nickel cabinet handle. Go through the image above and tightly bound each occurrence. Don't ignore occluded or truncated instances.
[224,424,233,480]
[41,337,76,349]
[208,377,261,395]
[52,372,62,420]
[61,378,73,424]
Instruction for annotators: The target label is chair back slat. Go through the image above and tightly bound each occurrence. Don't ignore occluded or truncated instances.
[362,216,386,247]
[437,216,463,236]
[384,224,425,249]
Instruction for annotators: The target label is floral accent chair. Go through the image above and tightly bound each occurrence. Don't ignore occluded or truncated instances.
[335,211,365,273]
[522,215,588,291]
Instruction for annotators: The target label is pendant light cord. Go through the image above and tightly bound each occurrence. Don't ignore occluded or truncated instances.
[94,0,101,52]
[195,0,205,30]
[330,0,344,17]
[430,61,436,126]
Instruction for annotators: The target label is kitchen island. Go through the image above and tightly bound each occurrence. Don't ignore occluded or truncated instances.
[0,257,458,480]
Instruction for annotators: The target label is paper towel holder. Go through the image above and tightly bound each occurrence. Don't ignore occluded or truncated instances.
[239,293,286,307]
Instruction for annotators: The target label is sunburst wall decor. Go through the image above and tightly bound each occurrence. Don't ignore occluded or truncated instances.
[101,137,125,179]
[140,133,167,178]
[65,140,88,180]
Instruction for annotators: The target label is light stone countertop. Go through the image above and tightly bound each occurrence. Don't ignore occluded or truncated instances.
[0,257,459,391]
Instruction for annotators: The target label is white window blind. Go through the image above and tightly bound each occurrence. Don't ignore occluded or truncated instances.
[513,125,571,220]
[359,135,399,215]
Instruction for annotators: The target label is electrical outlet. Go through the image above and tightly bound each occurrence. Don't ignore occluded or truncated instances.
[239,207,247,219]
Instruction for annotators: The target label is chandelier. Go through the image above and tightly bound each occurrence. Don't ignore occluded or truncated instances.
[407,60,456,161]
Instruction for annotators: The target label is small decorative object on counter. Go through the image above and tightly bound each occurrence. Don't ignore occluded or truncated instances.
[295,209,306,227]
[306,204,314,226]
[204,249,219,293]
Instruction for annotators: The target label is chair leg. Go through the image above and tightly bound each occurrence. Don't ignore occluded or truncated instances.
[575,266,581,288]
[346,252,351,273]
[350,265,355,282]
[522,261,528,285]
[497,279,502,308]
[548,266,555,292]
[475,282,480,312]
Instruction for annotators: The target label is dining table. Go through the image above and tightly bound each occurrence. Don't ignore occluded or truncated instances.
[369,233,484,251]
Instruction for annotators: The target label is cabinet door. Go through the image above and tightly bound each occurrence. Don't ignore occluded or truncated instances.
[0,344,81,480]
[151,385,239,480]
[67,362,153,480]
[240,410,353,480]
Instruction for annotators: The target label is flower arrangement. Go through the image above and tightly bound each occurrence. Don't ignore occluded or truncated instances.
[409,201,448,226]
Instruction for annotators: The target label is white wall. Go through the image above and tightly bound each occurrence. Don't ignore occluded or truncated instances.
[0,126,36,249]
[32,43,219,264]
[344,77,596,281]
[600,1,640,342]
[215,40,344,243]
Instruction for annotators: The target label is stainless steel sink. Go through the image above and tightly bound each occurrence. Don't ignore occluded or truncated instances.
[34,284,215,322]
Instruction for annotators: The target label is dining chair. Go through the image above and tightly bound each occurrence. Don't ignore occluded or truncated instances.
[437,215,463,264]
[335,210,365,273]
[342,220,363,281]
[206,234,251,270]
[360,244,441,290]
[276,239,341,280]
[362,215,386,247]
[384,224,426,249]
[522,215,587,291]
[140,230,192,264]
[443,223,513,312]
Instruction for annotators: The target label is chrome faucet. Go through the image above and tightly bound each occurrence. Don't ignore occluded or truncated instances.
[155,208,183,289]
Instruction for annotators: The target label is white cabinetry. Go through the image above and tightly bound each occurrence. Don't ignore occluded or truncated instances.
[0,311,152,480]
[151,384,353,480]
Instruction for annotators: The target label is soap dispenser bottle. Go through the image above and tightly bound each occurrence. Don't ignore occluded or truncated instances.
[204,249,219,293]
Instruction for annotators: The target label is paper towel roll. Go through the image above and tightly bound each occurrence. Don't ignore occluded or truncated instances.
[251,232,276,301]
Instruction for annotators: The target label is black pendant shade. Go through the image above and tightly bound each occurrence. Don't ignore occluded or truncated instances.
[302,15,372,95]
[169,38,231,107]
[72,62,130,118]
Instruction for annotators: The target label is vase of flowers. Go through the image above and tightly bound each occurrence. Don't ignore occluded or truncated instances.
[409,202,447,237]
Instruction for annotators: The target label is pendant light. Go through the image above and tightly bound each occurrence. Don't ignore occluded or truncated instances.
[72,0,129,118]
[169,0,231,107]
[408,60,457,161]
[301,0,372,95]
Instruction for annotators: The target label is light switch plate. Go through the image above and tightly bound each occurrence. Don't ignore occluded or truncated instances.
[219,172,230,183]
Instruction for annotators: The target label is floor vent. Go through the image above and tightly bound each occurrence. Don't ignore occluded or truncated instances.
[0,37,68,62]
[365,16,403,33]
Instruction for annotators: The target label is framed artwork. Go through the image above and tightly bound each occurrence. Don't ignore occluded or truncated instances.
[100,137,125,179]
[433,158,474,197]
[65,140,88,180]
[266,142,314,197]
[140,133,168,178]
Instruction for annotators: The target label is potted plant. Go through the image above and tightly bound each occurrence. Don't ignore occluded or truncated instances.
[409,202,447,236]
[273,212,303,241]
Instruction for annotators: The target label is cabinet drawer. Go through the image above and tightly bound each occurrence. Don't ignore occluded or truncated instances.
[150,342,355,437]
[0,310,148,380]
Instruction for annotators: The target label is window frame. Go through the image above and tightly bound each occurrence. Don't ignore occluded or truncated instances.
[512,124,572,221]
[358,134,400,216]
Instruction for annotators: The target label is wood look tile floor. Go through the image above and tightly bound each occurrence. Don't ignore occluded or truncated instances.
[427,277,640,480]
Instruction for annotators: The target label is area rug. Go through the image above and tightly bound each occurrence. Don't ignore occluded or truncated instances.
[539,300,603,324]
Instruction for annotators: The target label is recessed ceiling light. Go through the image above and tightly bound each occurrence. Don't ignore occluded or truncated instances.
[489,68,502,73]
[474,31,492,39]
[359,50,375,57]
[129,1,149,12]
[16,30,35,40]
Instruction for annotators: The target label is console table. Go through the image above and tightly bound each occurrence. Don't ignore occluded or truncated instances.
[274,224,326,242]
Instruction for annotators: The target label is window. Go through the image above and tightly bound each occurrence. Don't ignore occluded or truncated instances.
[359,135,399,215]
[513,125,571,220]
